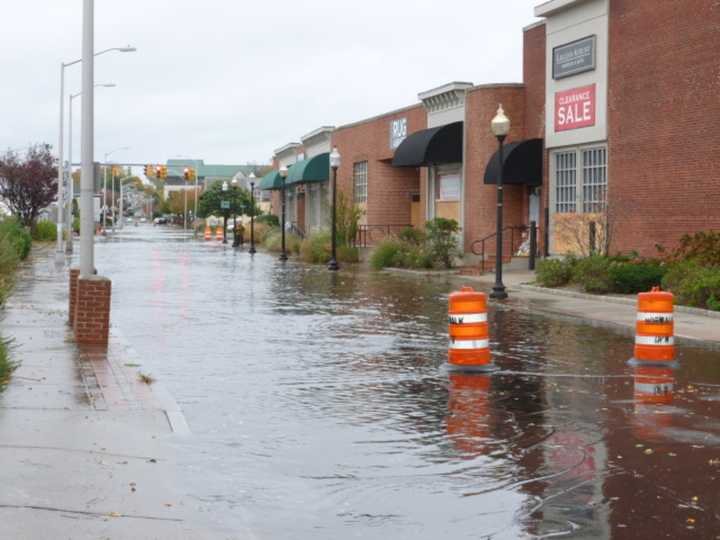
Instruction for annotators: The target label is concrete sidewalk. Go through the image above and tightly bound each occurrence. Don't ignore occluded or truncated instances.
[0,248,227,539]
[455,267,720,348]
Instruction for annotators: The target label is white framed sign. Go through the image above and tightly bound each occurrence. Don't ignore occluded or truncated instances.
[390,117,408,150]
[439,174,460,201]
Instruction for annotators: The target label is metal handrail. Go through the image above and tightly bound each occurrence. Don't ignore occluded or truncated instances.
[354,224,412,248]
[470,225,528,273]
[288,222,305,240]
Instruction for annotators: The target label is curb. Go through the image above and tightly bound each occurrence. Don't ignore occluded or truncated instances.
[516,283,720,320]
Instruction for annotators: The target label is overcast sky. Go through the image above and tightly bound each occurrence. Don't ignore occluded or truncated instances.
[0,0,540,167]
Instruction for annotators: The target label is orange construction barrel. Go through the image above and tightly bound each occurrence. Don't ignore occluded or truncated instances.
[633,287,675,364]
[204,225,212,241]
[448,286,493,371]
[215,226,223,241]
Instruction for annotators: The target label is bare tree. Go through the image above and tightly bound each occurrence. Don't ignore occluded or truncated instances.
[0,144,58,229]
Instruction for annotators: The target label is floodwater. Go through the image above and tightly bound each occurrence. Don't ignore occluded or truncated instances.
[100,225,720,539]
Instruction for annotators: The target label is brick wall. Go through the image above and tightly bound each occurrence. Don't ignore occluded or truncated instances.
[464,85,527,252]
[331,105,426,228]
[608,0,720,255]
[523,22,548,253]
[68,268,79,326]
[74,276,111,346]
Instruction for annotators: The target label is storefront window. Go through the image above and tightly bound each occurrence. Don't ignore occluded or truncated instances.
[582,147,607,213]
[555,151,577,213]
[353,161,368,204]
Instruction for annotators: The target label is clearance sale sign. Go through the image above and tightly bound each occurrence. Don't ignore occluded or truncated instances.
[555,84,596,132]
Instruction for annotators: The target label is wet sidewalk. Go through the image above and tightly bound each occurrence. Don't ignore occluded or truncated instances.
[0,248,227,539]
[451,268,720,347]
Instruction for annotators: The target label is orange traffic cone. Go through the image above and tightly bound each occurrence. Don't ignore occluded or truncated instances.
[204,225,211,241]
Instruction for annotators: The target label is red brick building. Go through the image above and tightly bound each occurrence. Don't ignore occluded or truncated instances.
[263,0,720,260]
[331,105,427,241]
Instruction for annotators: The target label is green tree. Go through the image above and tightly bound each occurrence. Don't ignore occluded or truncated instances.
[197,182,258,219]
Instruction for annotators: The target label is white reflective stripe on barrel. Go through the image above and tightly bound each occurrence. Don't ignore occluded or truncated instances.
[636,312,674,323]
[449,339,490,350]
[448,313,487,325]
[635,335,674,346]
[634,382,673,394]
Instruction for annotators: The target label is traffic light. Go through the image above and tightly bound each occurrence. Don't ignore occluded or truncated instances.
[144,165,156,178]
[183,167,195,182]
[158,165,168,179]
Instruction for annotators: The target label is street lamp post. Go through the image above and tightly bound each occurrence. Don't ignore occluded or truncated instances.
[221,180,229,244]
[104,147,129,234]
[58,43,136,257]
[328,147,341,271]
[231,177,239,247]
[279,166,288,261]
[66,83,115,253]
[248,172,257,255]
[489,104,510,300]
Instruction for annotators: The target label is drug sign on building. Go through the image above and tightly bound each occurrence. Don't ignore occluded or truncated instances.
[554,84,596,132]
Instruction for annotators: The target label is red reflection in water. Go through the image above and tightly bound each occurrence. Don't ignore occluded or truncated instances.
[446,373,491,458]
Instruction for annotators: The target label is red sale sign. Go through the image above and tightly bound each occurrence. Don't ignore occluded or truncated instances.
[555,84,596,132]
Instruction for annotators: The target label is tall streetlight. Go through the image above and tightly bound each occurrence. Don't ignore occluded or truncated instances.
[66,83,116,253]
[221,180,229,244]
[328,147,341,271]
[489,104,510,300]
[248,172,257,255]
[230,176,239,247]
[57,42,136,257]
[278,166,288,261]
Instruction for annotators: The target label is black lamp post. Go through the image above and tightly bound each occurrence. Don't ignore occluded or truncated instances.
[231,177,239,247]
[221,180,229,244]
[490,104,510,300]
[279,166,288,261]
[248,172,257,255]
[328,147,341,271]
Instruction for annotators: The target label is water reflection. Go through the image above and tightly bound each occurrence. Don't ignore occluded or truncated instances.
[101,226,720,539]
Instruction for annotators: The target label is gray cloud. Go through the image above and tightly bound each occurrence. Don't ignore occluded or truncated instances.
[0,0,539,165]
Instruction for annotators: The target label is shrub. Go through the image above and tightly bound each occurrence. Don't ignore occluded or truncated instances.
[659,230,720,267]
[0,237,20,276]
[252,223,275,244]
[337,245,359,263]
[425,218,459,269]
[398,226,425,246]
[334,191,364,247]
[608,260,666,294]
[256,213,279,227]
[300,231,331,264]
[262,230,301,254]
[32,220,57,242]
[662,261,720,308]
[370,239,404,270]
[72,217,80,234]
[536,257,575,287]
[708,295,720,312]
[572,254,613,294]
[0,337,17,390]
[0,219,31,260]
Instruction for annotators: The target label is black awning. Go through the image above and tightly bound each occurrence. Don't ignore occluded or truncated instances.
[484,138,543,186]
[392,121,463,167]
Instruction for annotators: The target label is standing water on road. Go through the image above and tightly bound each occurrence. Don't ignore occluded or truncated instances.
[101,226,720,539]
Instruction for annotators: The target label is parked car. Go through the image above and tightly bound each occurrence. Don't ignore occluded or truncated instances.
[139,217,147,223]
[153,217,168,225]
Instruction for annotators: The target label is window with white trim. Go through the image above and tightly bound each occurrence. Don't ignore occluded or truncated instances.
[553,145,608,214]
[555,151,577,213]
[582,147,607,213]
[353,161,368,204]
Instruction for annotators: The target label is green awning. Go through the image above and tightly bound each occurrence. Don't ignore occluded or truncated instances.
[286,153,329,185]
[259,170,284,190]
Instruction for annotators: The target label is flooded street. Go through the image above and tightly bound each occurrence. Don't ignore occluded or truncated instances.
[100,225,720,539]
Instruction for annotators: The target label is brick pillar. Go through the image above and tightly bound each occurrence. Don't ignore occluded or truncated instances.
[69,268,80,326]
[74,276,112,346]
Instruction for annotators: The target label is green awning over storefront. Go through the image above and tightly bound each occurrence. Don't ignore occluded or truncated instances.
[286,153,330,185]
[259,170,284,190]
